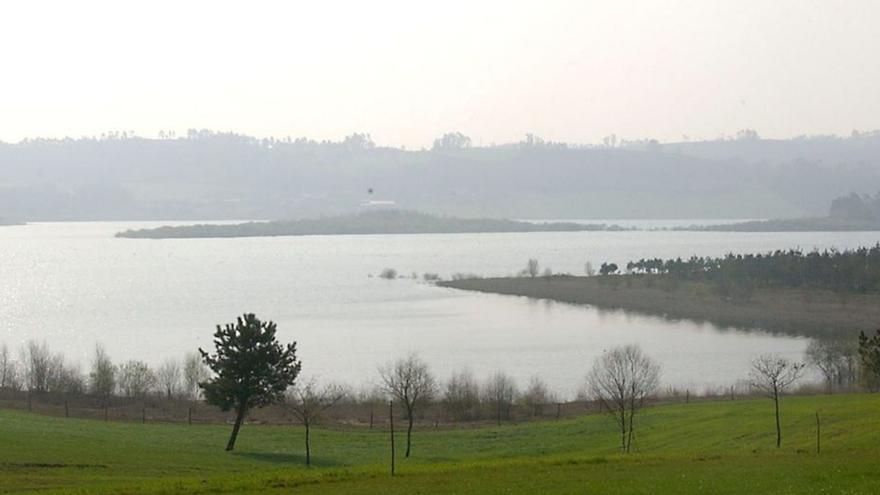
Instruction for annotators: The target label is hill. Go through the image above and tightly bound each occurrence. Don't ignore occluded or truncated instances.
[2,131,880,221]
[683,191,880,231]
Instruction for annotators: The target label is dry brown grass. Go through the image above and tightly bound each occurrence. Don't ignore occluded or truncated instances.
[439,275,880,338]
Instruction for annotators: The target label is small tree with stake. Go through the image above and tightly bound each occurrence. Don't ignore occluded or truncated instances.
[749,354,804,448]
[586,344,660,453]
[199,313,302,451]
[288,379,347,466]
[379,354,436,458]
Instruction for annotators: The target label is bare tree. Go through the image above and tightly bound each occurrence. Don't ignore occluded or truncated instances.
[0,343,18,390]
[805,340,841,394]
[379,354,437,458]
[483,371,517,425]
[526,258,539,278]
[520,375,554,417]
[442,368,482,421]
[116,360,157,398]
[89,344,116,399]
[749,354,804,448]
[833,340,859,388]
[584,262,596,277]
[51,359,85,395]
[586,344,661,453]
[357,385,386,428]
[287,379,347,466]
[183,351,210,401]
[156,358,183,399]
[22,341,54,393]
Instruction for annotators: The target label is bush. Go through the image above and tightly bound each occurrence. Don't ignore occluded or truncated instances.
[379,268,398,280]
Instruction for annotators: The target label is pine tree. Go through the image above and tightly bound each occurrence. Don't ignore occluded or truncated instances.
[199,313,302,451]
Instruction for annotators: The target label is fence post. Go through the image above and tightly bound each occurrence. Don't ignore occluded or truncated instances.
[65,400,69,418]
[556,403,561,419]
[188,406,193,426]
[816,412,821,455]
[389,400,395,477]
[370,408,374,429]
[142,406,146,424]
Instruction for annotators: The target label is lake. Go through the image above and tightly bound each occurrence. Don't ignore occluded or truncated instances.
[2,221,878,397]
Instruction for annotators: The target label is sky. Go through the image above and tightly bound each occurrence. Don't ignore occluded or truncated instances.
[1,0,878,147]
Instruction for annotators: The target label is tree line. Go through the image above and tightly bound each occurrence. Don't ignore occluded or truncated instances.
[0,341,208,400]
[615,245,880,294]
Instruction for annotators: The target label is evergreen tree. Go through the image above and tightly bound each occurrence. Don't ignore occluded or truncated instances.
[199,313,302,451]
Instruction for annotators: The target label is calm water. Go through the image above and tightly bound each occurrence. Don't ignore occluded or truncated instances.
[2,222,878,396]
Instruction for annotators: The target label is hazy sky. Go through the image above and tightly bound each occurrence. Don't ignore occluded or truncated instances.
[1,0,878,147]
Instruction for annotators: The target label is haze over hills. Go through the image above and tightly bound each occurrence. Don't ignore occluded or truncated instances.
[2,130,879,221]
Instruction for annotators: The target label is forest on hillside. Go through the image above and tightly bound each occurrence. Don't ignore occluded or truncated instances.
[2,130,880,221]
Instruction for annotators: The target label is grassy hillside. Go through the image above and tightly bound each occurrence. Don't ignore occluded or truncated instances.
[1,394,878,493]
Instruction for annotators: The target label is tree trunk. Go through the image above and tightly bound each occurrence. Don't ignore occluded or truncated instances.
[226,405,246,451]
[774,391,781,448]
[405,412,414,458]
[626,409,635,453]
[305,422,311,466]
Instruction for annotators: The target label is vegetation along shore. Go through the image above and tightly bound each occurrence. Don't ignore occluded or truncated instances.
[439,247,880,338]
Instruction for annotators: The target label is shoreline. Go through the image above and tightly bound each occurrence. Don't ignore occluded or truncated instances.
[438,275,880,338]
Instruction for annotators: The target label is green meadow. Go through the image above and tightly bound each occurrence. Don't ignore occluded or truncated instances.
[1,393,878,494]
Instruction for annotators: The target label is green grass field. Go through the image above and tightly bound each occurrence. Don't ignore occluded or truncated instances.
[1,394,878,494]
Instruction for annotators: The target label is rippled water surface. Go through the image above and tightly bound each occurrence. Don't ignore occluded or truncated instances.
[2,222,878,395]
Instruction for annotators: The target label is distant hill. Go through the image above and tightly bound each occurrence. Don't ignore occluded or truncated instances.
[682,217,880,232]
[684,191,880,231]
[116,210,625,239]
[0,218,23,226]
[2,131,880,221]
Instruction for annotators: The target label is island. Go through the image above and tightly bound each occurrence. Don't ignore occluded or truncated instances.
[116,210,628,239]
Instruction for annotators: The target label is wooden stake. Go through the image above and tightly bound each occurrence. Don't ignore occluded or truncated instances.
[816,412,821,455]
[389,400,395,476]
